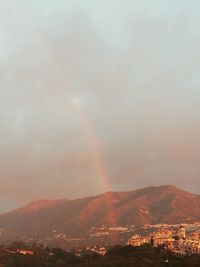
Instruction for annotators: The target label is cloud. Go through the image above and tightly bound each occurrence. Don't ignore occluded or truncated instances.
[0,0,200,211]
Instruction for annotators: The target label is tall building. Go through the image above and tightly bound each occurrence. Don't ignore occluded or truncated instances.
[178,225,186,239]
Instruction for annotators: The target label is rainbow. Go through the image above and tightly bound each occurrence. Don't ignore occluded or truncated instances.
[8,1,119,228]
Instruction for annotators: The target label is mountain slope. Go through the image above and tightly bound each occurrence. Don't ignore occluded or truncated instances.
[0,185,199,240]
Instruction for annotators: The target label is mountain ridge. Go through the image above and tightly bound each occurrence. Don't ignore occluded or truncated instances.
[0,185,199,240]
[2,184,195,215]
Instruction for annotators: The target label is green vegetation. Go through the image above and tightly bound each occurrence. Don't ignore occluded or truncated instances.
[0,242,200,267]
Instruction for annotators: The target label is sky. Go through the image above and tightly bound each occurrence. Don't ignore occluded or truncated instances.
[0,0,200,212]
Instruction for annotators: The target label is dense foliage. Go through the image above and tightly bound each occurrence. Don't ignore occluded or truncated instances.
[0,243,200,267]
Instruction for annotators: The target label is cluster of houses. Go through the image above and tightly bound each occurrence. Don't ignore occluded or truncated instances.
[127,224,200,256]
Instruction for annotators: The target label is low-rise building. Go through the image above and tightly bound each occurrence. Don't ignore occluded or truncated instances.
[127,235,149,247]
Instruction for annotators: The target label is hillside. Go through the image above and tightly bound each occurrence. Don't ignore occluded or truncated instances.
[0,185,199,240]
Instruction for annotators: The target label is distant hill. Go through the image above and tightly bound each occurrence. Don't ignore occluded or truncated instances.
[0,185,199,240]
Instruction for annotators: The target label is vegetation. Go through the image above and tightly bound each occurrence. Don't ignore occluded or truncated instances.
[0,242,200,267]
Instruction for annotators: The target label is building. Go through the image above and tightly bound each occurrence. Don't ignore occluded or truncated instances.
[178,225,186,239]
[16,249,34,255]
[151,229,175,247]
[127,235,149,247]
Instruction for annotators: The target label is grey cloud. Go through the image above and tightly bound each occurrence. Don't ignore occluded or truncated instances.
[0,0,200,212]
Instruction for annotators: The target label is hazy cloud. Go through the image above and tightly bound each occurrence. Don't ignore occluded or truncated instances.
[0,0,200,211]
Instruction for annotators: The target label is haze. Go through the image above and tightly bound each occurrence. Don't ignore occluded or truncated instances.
[0,0,200,212]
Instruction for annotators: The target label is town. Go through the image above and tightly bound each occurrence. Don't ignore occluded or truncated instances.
[87,222,200,256]
[1,222,200,257]
[127,223,200,256]
[0,223,200,267]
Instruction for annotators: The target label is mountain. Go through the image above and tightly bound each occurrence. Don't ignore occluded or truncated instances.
[14,199,67,213]
[0,185,199,241]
